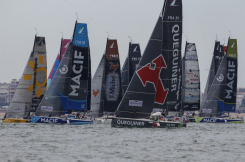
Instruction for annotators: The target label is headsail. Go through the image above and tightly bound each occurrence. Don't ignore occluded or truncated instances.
[35,22,91,116]
[200,39,238,117]
[6,36,47,118]
[47,39,70,88]
[91,54,105,117]
[181,42,200,111]
[116,12,164,118]
[103,39,122,114]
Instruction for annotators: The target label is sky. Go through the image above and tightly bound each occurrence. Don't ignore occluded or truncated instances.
[0,0,245,93]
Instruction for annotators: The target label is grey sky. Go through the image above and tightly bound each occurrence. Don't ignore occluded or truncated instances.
[0,0,244,92]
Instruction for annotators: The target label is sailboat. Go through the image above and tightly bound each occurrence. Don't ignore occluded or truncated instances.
[90,39,122,121]
[198,38,243,123]
[47,39,70,88]
[181,42,200,121]
[111,0,186,128]
[32,22,93,125]
[121,43,141,95]
[2,36,47,123]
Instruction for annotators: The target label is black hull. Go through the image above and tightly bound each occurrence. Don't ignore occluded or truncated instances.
[111,118,186,128]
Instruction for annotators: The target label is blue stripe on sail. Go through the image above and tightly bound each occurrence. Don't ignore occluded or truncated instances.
[56,92,87,114]
[51,59,60,79]
[73,23,88,47]
[216,98,236,115]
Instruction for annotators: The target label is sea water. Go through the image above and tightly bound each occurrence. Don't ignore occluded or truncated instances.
[0,122,245,162]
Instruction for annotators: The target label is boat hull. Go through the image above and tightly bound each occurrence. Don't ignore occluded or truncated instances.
[32,116,93,125]
[1,118,27,123]
[195,117,244,123]
[111,118,186,128]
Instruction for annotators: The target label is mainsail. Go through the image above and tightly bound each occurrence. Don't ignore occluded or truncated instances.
[156,0,183,112]
[103,39,122,114]
[6,36,47,118]
[200,39,238,117]
[47,39,70,88]
[121,43,141,95]
[181,42,200,111]
[202,41,222,107]
[35,22,91,116]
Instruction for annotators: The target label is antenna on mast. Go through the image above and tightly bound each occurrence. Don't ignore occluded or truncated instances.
[35,28,38,36]
[75,12,79,21]
[128,36,133,43]
[106,31,110,38]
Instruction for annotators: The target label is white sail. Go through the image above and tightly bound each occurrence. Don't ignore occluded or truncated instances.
[91,54,105,117]
[6,36,47,118]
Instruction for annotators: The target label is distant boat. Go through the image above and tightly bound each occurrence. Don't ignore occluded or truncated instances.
[181,42,200,111]
[47,39,70,88]
[32,22,93,125]
[121,43,141,95]
[2,36,47,123]
[111,0,186,128]
[90,39,122,120]
[199,38,243,123]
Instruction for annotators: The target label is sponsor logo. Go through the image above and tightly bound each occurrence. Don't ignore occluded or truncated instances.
[216,74,224,82]
[64,42,69,49]
[170,0,178,7]
[93,90,99,97]
[231,42,235,48]
[225,60,236,99]
[110,42,115,48]
[136,55,168,104]
[40,117,58,123]
[133,46,138,52]
[106,73,119,101]
[116,119,145,126]
[78,27,84,34]
[59,65,68,74]
[129,100,143,107]
[202,118,217,123]
[109,62,119,72]
[171,24,180,92]
[41,106,53,111]
[14,107,24,111]
[69,50,84,96]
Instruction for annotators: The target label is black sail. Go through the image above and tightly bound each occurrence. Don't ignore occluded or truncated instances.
[160,0,182,111]
[202,41,220,107]
[121,57,129,95]
[121,43,141,95]
[116,13,163,118]
[35,22,90,116]
[103,39,122,114]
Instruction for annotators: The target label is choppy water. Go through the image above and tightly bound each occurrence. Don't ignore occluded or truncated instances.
[0,122,245,162]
